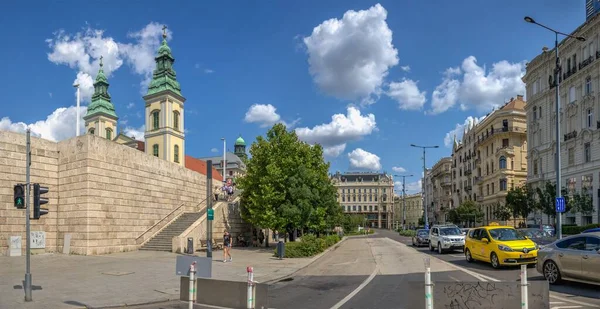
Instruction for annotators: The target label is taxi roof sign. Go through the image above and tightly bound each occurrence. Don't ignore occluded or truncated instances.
[488,222,500,226]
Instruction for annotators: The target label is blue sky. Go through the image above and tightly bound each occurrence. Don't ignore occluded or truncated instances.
[0,0,588,193]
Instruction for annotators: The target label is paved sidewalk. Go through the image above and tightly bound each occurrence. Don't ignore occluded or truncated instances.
[0,242,338,309]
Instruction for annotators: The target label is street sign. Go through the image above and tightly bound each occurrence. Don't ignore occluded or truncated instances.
[425,224,429,230]
[556,197,566,213]
[207,208,214,220]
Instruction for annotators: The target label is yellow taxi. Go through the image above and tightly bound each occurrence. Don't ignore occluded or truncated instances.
[464,223,538,269]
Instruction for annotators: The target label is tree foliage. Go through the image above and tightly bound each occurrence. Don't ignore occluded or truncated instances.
[504,185,537,225]
[493,203,512,222]
[447,200,484,226]
[238,123,341,233]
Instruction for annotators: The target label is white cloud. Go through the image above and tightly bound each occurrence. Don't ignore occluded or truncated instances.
[395,180,422,194]
[443,115,486,148]
[0,106,87,142]
[392,166,406,173]
[303,3,398,104]
[400,65,411,72]
[204,69,214,74]
[211,148,218,153]
[244,104,300,128]
[348,148,381,171]
[295,107,376,157]
[49,92,53,98]
[127,102,135,109]
[430,56,526,114]
[46,22,170,101]
[123,125,145,141]
[386,79,427,110]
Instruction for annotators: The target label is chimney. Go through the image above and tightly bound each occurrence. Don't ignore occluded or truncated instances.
[516,95,524,100]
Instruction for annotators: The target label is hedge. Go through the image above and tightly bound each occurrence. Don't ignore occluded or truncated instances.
[399,230,416,237]
[273,234,341,258]
[563,223,600,235]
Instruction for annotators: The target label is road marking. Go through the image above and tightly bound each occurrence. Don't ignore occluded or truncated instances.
[329,265,380,309]
[549,294,599,308]
[449,254,463,258]
[551,306,583,309]
[434,257,500,282]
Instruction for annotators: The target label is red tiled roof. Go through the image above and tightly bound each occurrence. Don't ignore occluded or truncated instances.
[185,155,223,182]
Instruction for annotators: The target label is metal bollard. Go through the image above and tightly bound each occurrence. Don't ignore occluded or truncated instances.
[247,266,255,309]
[520,264,528,309]
[189,261,196,309]
[424,257,433,309]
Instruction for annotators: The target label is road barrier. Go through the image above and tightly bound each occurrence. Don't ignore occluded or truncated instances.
[414,258,549,309]
[188,261,196,309]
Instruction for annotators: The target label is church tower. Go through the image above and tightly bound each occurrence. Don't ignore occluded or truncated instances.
[234,135,247,161]
[143,26,185,166]
[84,56,118,139]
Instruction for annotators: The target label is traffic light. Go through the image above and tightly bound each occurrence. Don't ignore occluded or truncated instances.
[14,184,25,209]
[33,183,49,219]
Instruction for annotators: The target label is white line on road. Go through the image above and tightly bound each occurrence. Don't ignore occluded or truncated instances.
[449,255,464,258]
[551,306,583,309]
[549,294,599,308]
[329,265,380,309]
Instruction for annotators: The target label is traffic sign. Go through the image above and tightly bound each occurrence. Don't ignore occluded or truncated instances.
[425,223,429,230]
[207,208,214,220]
[556,197,566,213]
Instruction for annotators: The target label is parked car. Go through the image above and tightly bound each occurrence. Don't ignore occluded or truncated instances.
[537,232,600,285]
[464,223,538,269]
[412,229,430,247]
[582,227,600,234]
[429,224,465,254]
[461,228,470,235]
[527,224,555,237]
[518,228,556,247]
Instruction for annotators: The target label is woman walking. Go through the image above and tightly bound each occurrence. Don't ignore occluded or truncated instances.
[223,231,232,262]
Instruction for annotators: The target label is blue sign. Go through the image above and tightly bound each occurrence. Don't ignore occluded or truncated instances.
[425,224,429,230]
[556,197,566,213]
[587,0,600,20]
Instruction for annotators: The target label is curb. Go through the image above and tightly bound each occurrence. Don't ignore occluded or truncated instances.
[263,236,350,285]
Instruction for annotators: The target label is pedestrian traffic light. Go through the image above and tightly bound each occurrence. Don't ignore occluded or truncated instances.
[33,183,49,219]
[14,184,25,209]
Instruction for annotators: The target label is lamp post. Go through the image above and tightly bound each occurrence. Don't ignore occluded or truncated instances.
[221,137,226,184]
[410,144,439,229]
[524,16,585,239]
[394,174,413,231]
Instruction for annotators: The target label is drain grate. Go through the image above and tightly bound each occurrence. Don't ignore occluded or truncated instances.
[101,271,135,276]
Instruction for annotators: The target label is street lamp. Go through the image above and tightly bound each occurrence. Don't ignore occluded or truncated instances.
[410,144,439,229]
[524,16,585,239]
[221,137,226,184]
[394,174,414,231]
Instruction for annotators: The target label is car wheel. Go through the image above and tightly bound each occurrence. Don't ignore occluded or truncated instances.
[490,252,500,269]
[543,260,562,285]
[438,242,443,254]
[465,249,473,263]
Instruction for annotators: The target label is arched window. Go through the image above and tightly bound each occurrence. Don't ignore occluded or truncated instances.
[106,128,112,140]
[88,128,95,135]
[151,110,160,130]
[174,145,180,163]
[153,144,159,157]
[499,156,507,169]
[173,111,180,130]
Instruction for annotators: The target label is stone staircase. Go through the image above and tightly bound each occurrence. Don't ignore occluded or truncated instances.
[140,212,205,251]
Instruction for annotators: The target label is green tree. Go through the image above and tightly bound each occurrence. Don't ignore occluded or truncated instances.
[505,186,537,227]
[448,200,483,227]
[238,123,339,238]
[493,203,512,222]
[571,191,595,215]
[534,181,573,224]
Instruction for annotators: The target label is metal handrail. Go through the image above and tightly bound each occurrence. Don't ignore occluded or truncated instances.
[136,197,208,241]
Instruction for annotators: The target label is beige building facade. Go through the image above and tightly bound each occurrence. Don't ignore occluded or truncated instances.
[451,117,480,210]
[429,157,452,223]
[400,192,424,228]
[332,172,395,229]
[523,12,600,225]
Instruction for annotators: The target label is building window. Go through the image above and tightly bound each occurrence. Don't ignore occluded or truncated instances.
[586,76,592,95]
[499,179,507,191]
[569,86,576,103]
[585,142,591,163]
[353,205,356,211]
[152,111,160,130]
[153,144,159,157]
[105,128,112,140]
[173,111,180,130]
[174,145,180,163]
[533,106,537,120]
[533,159,538,175]
[499,156,507,169]
[88,128,95,135]
[358,205,361,212]
[568,147,575,166]
[588,108,593,128]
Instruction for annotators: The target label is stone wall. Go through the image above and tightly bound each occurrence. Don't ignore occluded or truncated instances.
[1,131,212,255]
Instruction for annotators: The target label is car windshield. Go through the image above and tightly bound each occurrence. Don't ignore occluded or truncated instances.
[440,227,462,236]
[417,230,428,236]
[521,229,549,238]
[489,228,526,241]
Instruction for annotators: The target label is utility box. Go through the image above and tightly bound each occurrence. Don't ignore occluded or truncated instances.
[187,237,194,254]
[276,241,285,259]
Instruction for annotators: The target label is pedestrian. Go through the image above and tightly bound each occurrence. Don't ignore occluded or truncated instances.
[258,230,264,245]
[214,185,219,201]
[274,230,279,242]
[223,230,232,262]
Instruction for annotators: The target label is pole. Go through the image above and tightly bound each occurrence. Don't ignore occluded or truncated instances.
[247,266,255,309]
[75,85,80,137]
[402,176,407,231]
[520,264,529,309]
[423,148,429,229]
[554,33,563,240]
[424,257,433,309]
[24,129,32,301]
[207,160,213,258]
[222,138,227,184]
[189,261,196,309]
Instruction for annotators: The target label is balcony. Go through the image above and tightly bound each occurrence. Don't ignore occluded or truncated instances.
[465,185,472,191]
[564,131,577,142]
[579,55,595,70]
[475,127,525,144]
[475,158,481,165]
[496,145,514,154]
[474,176,482,184]
[440,180,452,187]
[464,169,472,175]
[476,196,483,202]
[563,67,577,81]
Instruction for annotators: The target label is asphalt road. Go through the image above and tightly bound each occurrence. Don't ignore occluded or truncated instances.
[376,229,600,309]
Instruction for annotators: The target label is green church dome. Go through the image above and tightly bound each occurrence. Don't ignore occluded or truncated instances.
[235,136,246,146]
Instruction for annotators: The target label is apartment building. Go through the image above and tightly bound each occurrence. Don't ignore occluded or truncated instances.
[428,157,453,223]
[331,172,395,229]
[474,96,528,224]
[451,118,480,208]
[523,12,600,225]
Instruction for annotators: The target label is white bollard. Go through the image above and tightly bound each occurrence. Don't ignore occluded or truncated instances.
[520,264,528,309]
[189,261,196,309]
[424,257,433,309]
[247,266,254,309]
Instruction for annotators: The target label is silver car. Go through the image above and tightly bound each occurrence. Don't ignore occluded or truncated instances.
[536,232,600,285]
